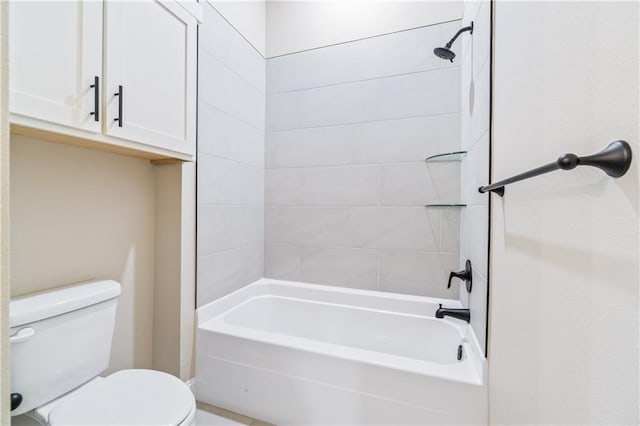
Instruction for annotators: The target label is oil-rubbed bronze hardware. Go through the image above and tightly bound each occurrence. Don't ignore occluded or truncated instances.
[11,393,22,411]
[113,85,123,127]
[89,76,99,122]
[436,304,470,323]
[479,140,632,196]
[448,259,472,293]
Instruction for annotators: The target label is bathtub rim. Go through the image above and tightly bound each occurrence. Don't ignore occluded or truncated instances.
[197,278,464,322]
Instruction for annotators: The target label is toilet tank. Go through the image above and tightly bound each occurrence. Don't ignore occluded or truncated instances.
[10,280,121,416]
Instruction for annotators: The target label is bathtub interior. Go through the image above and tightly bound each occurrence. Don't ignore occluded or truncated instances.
[221,295,463,364]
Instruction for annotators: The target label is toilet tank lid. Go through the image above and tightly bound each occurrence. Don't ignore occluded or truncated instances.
[10,280,121,328]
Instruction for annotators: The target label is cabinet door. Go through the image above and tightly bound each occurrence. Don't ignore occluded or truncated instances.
[9,1,102,133]
[104,0,196,155]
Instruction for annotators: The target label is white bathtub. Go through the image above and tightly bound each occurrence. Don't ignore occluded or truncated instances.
[196,279,487,425]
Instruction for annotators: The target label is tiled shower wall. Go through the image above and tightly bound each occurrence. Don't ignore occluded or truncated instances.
[265,22,464,298]
[459,0,491,351]
[197,4,266,307]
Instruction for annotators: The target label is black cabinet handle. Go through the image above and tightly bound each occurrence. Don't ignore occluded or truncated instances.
[89,76,99,122]
[113,85,123,127]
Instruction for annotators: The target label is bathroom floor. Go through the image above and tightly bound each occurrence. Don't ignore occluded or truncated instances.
[10,402,272,426]
[196,402,273,426]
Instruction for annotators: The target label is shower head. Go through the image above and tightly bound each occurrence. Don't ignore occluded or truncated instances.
[433,21,473,63]
[433,46,456,62]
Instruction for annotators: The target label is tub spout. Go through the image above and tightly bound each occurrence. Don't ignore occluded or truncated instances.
[435,304,470,323]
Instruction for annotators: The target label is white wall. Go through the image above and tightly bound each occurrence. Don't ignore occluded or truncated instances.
[266,1,463,57]
[265,22,463,297]
[490,1,639,423]
[205,1,463,58]
[208,0,266,56]
[0,1,9,422]
[197,3,265,306]
[458,0,491,352]
[10,136,156,374]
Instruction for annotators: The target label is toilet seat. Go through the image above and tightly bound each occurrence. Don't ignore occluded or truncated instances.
[47,369,195,426]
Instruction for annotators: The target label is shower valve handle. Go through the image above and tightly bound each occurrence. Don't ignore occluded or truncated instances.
[447,260,473,293]
[447,271,464,288]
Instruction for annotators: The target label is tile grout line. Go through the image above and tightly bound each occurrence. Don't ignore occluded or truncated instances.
[198,242,265,260]
[266,65,461,96]
[199,46,266,95]
[264,244,458,255]
[199,96,266,134]
[198,151,264,169]
[199,99,266,134]
[267,110,462,133]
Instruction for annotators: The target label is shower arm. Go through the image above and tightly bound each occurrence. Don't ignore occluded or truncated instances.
[445,23,474,48]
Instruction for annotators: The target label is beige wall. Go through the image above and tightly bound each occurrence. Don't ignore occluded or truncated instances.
[266,1,463,57]
[153,161,196,381]
[490,1,639,423]
[153,164,181,377]
[10,135,156,374]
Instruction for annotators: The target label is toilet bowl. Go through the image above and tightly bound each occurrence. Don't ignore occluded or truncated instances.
[10,280,195,425]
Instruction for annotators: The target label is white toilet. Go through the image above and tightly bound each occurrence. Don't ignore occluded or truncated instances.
[10,280,196,425]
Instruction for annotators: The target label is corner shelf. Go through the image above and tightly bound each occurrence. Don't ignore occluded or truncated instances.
[424,204,467,208]
[424,151,467,163]
[424,151,467,209]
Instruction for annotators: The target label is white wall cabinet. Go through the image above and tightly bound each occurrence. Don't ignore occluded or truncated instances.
[9,0,198,160]
[104,1,196,155]
[9,1,103,134]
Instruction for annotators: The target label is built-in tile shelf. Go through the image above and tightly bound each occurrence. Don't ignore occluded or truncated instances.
[424,151,467,163]
[424,203,467,208]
